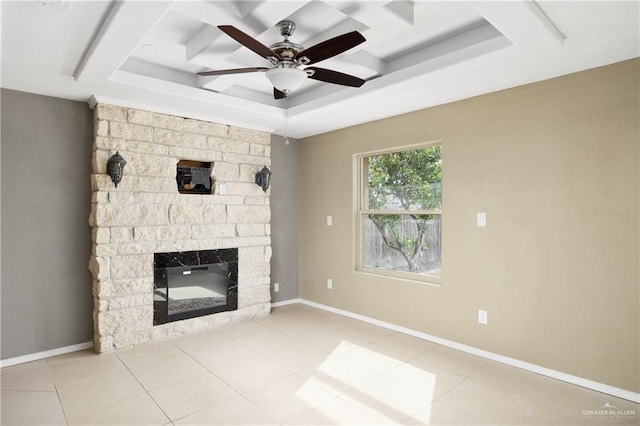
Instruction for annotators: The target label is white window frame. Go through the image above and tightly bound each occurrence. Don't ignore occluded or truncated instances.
[354,142,442,285]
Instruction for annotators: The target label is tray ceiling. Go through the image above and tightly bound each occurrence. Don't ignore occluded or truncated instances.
[1,1,638,138]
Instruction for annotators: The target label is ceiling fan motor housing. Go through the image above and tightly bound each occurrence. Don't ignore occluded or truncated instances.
[270,41,304,61]
[271,20,304,61]
[278,20,296,38]
[199,20,367,97]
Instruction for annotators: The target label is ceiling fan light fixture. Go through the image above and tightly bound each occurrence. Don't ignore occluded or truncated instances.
[202,22,367,99]
[266,67,307,94]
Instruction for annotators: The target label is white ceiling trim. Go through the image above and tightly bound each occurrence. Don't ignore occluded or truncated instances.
[75,1,173,82]
[469,1,564,50]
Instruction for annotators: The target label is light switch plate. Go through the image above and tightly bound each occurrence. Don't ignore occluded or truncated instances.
[327,216,333,226]
[478,309,488,325]
[477,212,487,227]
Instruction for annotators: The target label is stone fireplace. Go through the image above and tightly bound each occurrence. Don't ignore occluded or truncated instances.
[88,104,271,353]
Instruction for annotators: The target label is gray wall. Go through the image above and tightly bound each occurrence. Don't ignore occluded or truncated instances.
[1,89,94,359]
[270,135,299,302]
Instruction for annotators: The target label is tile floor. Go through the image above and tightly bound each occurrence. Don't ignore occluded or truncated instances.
[1,304,638,425]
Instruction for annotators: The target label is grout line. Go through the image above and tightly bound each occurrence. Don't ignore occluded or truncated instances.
[429,368,476,407]
[52,382,70,426]
[170,321,300,424]
[236,392,281,425]
[285,298,640,404]
[113,352,173,424]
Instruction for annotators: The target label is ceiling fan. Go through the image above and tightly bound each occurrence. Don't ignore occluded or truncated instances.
[198,20,366,99]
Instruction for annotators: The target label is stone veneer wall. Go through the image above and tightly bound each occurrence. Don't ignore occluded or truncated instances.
[88,104,271,353]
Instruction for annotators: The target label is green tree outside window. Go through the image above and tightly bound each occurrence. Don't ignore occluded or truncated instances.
[363,145,442,275]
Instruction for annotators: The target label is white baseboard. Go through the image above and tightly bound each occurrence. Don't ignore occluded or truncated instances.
[273,298,639,403]
[271,298,303,308]
[0,342,94,369]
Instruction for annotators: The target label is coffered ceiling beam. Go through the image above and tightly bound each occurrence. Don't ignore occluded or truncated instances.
[120,58,197,88]
[338,1,414,51]
[468,1,564,51]
[170,1,243,27]
[388,21,503,73]
[172,1,244,64]
[352,0,414,27]
[181,1,310,68]
[339,50,387,78]
[302,1,413,48]
[186,26,234,65]
[242,1,310,28]
[74,1,173,82]
[197,72,265,94]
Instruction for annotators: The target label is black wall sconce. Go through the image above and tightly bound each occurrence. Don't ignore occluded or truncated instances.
[107,151,126,188]
[255,165,272,192]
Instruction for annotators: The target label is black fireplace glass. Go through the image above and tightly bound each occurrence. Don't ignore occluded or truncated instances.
[154,249,238,325]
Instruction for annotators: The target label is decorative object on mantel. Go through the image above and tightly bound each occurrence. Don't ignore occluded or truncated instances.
[176,160,213,194]
[255,166,272,192]
[106,151,126,188]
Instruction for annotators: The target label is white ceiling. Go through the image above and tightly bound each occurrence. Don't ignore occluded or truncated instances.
[1,1,638,139]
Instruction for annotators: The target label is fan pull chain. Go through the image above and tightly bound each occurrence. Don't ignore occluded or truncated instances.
[283,96,290,145]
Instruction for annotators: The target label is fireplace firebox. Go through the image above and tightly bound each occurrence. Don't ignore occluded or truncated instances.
[153,249,238,325]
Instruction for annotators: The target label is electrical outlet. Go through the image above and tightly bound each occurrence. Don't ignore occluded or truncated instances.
[477,212,487,227]
[327,216,333,226]
[478,309,488,325]
[327,279,333,290]
[274,283,279,293]
[218,183,226,195]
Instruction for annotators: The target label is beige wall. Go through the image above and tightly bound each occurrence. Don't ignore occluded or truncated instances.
[298,59,639,393]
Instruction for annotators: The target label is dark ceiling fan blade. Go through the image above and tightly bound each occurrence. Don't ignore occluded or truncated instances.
[295,31,365,65]
[306,67,365,87]
[198,67,269,76]
[273,88,287,99]
[218,25,281,60]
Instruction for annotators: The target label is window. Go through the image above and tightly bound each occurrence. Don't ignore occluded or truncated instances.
[357,144,442,281]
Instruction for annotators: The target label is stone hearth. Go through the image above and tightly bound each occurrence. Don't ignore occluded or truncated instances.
[88,104,271,353]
